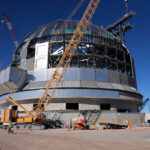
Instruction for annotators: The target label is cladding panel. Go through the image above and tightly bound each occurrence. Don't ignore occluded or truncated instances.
[26,58,34,71]
[20,59,27,70]
[63,68,80,80]
[120,73,128,85]
[28,68,109,82]
[0,89,119,102]
[0,67,10,84]
[34,69,47,81]
[128,76,137,89]
[80,68,95,80]
[108,71,120,84]
[9,67,27,85]
[0,67,27,96]
[20,41,29,59]
[96,69,108,82]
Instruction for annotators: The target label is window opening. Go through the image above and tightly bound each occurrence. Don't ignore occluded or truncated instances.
[66,103,79,110]
[101,104,110,110]
[11,106,18,110]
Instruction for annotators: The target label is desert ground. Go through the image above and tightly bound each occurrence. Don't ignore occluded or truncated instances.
[0,127,150,150]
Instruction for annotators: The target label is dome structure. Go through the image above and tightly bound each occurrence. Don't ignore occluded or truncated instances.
[0,19,144,126]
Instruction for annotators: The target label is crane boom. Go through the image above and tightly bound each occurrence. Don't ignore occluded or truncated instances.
[0,61,3,72]
[124,0,128,14]
[2,13,19,48]
[6,96,36,119]
[35,0,101,120]
[139,98,149,112]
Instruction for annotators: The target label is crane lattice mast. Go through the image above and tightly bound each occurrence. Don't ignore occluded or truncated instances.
[3,13,19,48]
[35,0,101,120]
[124,0,128,14]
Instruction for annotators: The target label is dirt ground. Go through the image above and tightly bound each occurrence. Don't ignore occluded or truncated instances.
[0,127,150,150]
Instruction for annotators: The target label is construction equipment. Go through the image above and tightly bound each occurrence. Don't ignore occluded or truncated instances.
[3,0,101,128]
[71,110,101,129]
[0,61,3,71]
[139,98,150,112]
[35,0,101,120]
[1,109,18,123]
[71,117,88,129]
[2,13,19,48]
[124,0,128,14]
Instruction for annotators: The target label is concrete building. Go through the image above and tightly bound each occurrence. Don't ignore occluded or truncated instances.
[0,13,145,126]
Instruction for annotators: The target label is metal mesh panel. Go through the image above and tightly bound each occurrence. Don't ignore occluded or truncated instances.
[108,70,120,84]
[128,76,137,89]
[120,73,128,85]
[96,69,108,82]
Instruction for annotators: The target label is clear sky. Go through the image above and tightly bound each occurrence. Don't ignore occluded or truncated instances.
[0,0,150,112]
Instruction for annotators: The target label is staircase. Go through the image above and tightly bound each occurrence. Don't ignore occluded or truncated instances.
[79,110,101,126]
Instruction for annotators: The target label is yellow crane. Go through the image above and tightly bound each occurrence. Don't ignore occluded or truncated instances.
[5,0,101,124]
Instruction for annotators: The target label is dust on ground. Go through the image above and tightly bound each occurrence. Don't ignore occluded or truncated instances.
[0,127,150,150]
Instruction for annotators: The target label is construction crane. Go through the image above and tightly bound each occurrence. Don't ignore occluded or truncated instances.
[2,13,19,48]
[124,0,128,14]
[5,96,37,122]
[0,61,3,72]
[5,0,85,112]
[5,0,101,125]
[3,0,86,122]
[35,0,101,120]
[139,98,150,112]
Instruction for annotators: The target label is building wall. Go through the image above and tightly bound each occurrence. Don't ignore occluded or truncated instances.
[6,100,139,112]
[43,111,145,127]
[145,113,150,123]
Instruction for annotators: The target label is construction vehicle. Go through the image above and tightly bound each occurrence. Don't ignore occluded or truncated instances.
[71,117,88,130]
[1,0,101,129]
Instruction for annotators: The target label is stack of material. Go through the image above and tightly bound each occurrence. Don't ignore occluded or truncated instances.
[1,109,18,123]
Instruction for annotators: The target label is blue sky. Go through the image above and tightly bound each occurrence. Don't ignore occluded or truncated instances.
[0,0,150,112]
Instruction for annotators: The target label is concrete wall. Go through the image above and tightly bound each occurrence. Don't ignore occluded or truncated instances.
[45,103,66,111]
[79,103,100,110]
[7,101,139,112]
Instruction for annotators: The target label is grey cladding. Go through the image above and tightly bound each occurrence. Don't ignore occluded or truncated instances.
[0,67,27,95]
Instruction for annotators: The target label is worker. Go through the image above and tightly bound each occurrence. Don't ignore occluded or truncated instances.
[69,119,74,129]
[8,121,13,134]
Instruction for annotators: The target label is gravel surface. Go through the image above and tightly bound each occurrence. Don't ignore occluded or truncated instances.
[0,127,150,150]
